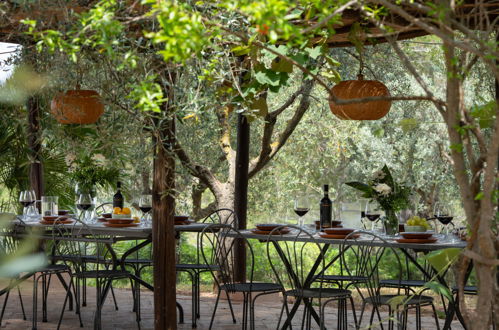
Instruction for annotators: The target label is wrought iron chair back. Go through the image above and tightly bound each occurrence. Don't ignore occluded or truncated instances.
[266,225,327,296]
[199,223,254,293]
[341,231,403,304]
[51,220,117,278]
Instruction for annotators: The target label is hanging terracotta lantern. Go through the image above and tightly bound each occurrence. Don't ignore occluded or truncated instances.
[51,90,104,124]
[329,74,391,120]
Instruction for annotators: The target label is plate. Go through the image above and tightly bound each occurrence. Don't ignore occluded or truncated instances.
[104,223,139,228]
[250,228,290,235]
[255,223,286,231]
[107,218,134,224]
[97,217,108,222]
[400,232,434,239]
[396,238,438,244]
[318,232,360,239]
[175,220,194,225]
[174,215,189,222]
[42,216,59,221]
[39,219,74,225]
[323,228,355,235]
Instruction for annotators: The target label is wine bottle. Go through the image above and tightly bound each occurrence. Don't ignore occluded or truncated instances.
[113,181,124,209]
[320,184,332,230]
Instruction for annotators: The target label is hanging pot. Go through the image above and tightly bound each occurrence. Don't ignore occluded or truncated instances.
[51,90,104,124]
[329,74,391,120]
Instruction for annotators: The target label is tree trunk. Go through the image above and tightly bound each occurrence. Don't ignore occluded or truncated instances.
[152,77,177,329]
[27,96,44,201]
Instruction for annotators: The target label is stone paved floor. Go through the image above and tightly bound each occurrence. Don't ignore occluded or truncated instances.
[0,276,465,329]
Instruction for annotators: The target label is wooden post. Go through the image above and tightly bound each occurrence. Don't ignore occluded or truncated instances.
[27,96,44,200]
[152,81,177,329]
[233,113,249,283]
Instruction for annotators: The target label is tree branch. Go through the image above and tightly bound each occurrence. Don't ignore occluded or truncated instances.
[248,79,315,178]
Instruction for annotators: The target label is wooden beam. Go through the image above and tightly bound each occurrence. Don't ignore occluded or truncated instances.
[233,112,249,283]
[152,79,177,329]
[27,95,44,201]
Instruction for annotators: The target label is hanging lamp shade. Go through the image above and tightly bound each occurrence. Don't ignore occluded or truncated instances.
[329,75,391,120]
[50,90,104,124]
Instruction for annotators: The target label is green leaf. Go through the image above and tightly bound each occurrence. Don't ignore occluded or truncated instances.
[255,69,282,86]
[425,248,461,273]
[373,128,385,137]
[271,57,293,73]
[450,143,463,153]
[305,46,322,60]
[387,295,407,309]
[470,101,496,129]
[345,182,374,195]
[424,281,454,302]
[231,45,251,56]
[398,118,419,132]
[474,192,484,200]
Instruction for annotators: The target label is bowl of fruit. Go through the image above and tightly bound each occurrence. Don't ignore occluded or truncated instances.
[112,207,132,219]
[404,216,431,232]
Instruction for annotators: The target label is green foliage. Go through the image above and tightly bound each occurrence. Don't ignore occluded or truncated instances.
[346,165,411,212]
[127,75,167,113]
[425,248,461,273]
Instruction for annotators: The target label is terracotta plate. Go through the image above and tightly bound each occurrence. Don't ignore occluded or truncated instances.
[107,218,134,224]
[104,223,139,228]
[39,219,74,225]
[318,233,360,239]
[396,238,438,244]
[323,228,355,235]
[400,232,433,239]
[97,217,108,222]
[250,228,290,235]
[255,223,286,231]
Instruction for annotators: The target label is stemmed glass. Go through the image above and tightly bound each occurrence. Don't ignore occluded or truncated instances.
[294,194,310,227]
[434,203,456,242]
[77,193,93,223]
[139,194,153,226]
[365,201,381,232]
[19,190,36,220]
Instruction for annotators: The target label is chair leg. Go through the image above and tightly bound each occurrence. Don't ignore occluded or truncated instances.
[0,285,11,326]
[33,274,42,330]
[415,305,421,330]
[225,289,237,323]
[431,303,441,330]
[358,301,366,329]
[110,283,119,311]
[276,295,287,330]
[41,274,47,322]
[349,296,358,330]
[17,284,27,320]
[208,288,221,330]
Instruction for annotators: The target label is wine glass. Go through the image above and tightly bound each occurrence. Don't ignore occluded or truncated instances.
[434,203,455,242]
[365,201,381,232]
[77,193,93,222]
[294,194,310,227]
[19,190,36,220]
[139,194,153,226]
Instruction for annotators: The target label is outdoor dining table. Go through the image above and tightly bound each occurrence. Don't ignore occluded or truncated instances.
[239,228,467,330]
[11,219,212,324]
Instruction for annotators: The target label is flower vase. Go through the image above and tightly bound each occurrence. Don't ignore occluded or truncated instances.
[383,208,399,236]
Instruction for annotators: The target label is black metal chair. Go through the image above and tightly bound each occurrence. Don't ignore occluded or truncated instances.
[341,231,440,330]
[266,225,356,330]
[200,223,283,330]
[0,222,28,326]
[122,208,237,327]
[176,208,237,326]
[53,219,140,330]
[1,219,76,330]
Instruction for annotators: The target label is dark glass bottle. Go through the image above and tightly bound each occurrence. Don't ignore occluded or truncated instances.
[113,181,124,209]
[320,184,332,230]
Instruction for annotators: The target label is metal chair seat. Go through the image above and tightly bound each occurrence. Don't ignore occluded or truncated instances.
[285,288,352,299]
[51,254,114,264]
[37,264,70,273]
[176,263,219,271]
[220,282,283,293]
[318,274,368,283]
[379,279,426,287]
[75,270,131,279]
[365,294,434,306]
[125,258,153,265]
[452,285,477,294]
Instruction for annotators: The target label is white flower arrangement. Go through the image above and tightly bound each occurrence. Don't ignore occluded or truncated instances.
[374,183,392,196]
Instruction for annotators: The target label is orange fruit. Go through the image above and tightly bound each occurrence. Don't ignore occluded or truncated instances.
[113,207,122,214]
[122,207,131,215]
